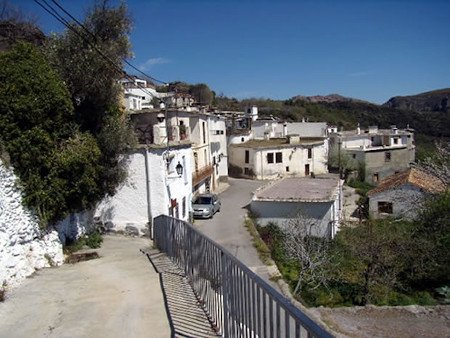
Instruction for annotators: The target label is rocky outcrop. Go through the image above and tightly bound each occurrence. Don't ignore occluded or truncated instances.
[0,161,64,288]
[383,88,450,113]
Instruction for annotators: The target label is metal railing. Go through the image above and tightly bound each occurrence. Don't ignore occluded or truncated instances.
[153,215,333,338]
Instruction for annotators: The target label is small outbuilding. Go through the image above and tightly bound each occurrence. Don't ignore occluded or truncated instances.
[250,175,342,238]
[367,168,445,220]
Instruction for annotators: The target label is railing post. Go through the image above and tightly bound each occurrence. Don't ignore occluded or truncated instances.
[221,251,228,338]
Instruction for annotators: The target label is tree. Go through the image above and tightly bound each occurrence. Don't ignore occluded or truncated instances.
[0,42,102,226]
[45,0,135,197]
[331,220,411,305]
[415,140,450,188]
[189,83,214,106]
[282,214,333,295]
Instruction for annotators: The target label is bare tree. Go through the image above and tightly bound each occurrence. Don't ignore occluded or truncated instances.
[282,214,333,295]
[415,140,450,188]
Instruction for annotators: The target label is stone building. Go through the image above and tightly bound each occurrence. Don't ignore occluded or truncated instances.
[330,125,415,185]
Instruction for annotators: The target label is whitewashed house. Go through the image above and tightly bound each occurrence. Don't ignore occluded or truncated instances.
[251,175,343,238]
[95,108,194,235]
[367,168,445,220]
[229,135,329,180]
[120,76,161,111]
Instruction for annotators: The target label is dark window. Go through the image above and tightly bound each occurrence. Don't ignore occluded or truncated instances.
[307,148,312,159]
[241,137,244,142]
[352,154,356,159]
[202,122,206,144]
[378,201,393,214]
[244,167,250,175]
[305,164,310,176]
[275,152,282,163]
[182,197,186,218]
[286,166,290,172]
[393,138,398,144]
[385,151,391,162]
[245,150,249,164]
[267,153,274,163]
[373,173,379,182]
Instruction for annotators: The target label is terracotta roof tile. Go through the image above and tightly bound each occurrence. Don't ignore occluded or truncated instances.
[368,168,445,196]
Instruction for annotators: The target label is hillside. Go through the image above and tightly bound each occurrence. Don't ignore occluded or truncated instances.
[383,88,450,113]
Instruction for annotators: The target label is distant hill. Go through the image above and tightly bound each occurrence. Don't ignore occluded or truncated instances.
[383,88,450,113]
[292,93,367,104]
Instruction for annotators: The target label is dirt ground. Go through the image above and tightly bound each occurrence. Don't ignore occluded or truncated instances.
[310,305,450,338]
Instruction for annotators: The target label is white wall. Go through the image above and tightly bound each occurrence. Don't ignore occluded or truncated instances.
[251,200,335,238]
[369,184,425,220]
[0,161,64,288]
[229,142,328,180]
[95,146,193,235]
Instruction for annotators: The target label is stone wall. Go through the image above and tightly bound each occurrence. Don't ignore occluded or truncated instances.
[0,161,64,288]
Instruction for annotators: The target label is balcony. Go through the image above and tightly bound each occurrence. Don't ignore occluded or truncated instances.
[192,164,213,187]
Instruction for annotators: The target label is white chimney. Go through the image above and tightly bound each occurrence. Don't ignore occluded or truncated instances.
[283,123,288,137]
[251,106,258,121]
[357,123,361,135]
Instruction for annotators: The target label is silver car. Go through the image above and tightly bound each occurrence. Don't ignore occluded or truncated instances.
[192,193,221,219]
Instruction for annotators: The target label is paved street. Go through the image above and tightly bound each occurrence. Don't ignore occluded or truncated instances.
[0,236,170,338]
[194,177,280,289]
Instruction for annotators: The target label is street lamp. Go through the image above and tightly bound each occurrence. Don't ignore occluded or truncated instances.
[176,161,183,177]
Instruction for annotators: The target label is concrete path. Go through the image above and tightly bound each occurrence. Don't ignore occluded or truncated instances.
[0,235,170,338]
[194,178,280,290]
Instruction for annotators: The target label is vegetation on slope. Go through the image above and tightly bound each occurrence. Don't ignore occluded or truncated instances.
[0,2,135,227]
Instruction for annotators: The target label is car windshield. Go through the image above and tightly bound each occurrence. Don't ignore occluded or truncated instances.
[194,196,212,204]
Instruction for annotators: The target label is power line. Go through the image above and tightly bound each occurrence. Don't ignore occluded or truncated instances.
[49,0,168,86]
[33,0,165,100]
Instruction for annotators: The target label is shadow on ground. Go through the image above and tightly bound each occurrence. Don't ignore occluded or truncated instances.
[142,249,219,338]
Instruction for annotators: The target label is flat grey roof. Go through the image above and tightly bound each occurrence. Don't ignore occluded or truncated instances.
[254,176,340,202]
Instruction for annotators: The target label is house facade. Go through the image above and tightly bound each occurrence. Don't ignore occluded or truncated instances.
[229,136,328,180]
[250,176,343,238]
[130,107,228,195]
[367,168,445,220]
[120,76,161,111]
[330,125,415,185]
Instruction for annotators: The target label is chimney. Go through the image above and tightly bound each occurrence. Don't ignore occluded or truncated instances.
[283,122,288,137]
[357,123,361,135]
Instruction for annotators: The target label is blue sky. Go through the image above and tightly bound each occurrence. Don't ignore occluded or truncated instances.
[18,0,450,103]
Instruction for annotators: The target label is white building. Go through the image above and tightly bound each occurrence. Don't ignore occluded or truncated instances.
[228,135,329,180]
[251,176,343,238]
[120,76,161,111]
[367,168,445,220]
[95,144,192,235]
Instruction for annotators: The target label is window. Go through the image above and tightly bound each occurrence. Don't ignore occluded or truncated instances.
[378,201,393,214]
[244,167,250,175]
[307,148,312,159]
[245,150,249,164]
[385,151,391,162]
[275,152,282,163]
[241,137,245,142]
[373,173,379,182]
[182,197,186,218]
[393,138,398,144]
[352,154,356,159]
[286,166,290,172]
[202,122,206,144]
[267,153,274,163]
